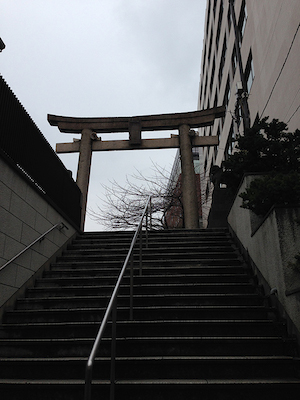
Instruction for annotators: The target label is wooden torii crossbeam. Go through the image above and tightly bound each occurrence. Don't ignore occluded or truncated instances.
[48,105,225,230]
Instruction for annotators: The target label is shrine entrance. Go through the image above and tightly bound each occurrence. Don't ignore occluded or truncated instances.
[48,106,225,231]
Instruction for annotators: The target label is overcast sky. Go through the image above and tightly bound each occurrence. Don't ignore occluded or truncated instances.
[1,0,207,231]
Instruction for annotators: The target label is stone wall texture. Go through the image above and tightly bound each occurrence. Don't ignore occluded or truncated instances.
[0,156,78,310]
[228,174,300,335]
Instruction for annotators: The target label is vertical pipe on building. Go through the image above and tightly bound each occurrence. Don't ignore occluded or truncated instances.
[179,124,199,229]
[229,0,250,130]
[76,129,94,231]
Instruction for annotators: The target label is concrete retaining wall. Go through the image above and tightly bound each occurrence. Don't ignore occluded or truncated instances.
[228,174,300,335]
[0,156,78,313]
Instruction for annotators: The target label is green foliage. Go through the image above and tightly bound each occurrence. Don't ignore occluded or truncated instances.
[239,172,300,216]
[221,117,300,216]
[222,117,300,191]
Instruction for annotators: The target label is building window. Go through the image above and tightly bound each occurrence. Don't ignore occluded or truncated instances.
[214,146,218,162]
[216,0,224,49]
[213,91,218,108]
[245,51,255,92]
[203,74,208,99]
[218,65,223,88]
[205,182,210,200]
[199,82,203,107]
[218,35,227,87]
[231,46,237,77]
[238,0,247,41]
[206,1,211,35]
[227,6,232,32]
[220,0,224,15]
[213,0,218,18]
[210,56,216,92]
[225,122,235,159]
[208,28,213,63]
[220,113,225,129]
[223,76,231,106]
[202,44,207,74]
[206,95,210,109]
[216,22,221,50]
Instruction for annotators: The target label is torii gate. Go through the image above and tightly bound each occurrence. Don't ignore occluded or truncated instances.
[48,105,225,231]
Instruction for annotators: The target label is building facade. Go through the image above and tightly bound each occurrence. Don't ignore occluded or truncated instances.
[198,0,300,226]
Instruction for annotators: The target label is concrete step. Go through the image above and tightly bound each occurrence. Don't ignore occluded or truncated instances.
[2,378,300,400]
[38,273,251,286]
[15,293,264,310]
[51,257,244,268]
[0,336,296,358]
[64,245,237,256]
[0,319,287,339]
[26,282,257,298]
[1,228,299,400]
[0,356,299,380]
[3,305,275,324]
[76,228,229,240]
[49,263,248,275]
[57,251,240,262]
[69,240,234,251]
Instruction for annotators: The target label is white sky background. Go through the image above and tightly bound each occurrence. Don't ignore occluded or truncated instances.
[1,0,207,231]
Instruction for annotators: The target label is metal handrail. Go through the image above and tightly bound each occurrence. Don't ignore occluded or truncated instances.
[84,195,152,400]
[0,222,68,272]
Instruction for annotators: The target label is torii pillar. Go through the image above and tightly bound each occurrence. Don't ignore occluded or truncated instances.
[76,129,96,230]
[179,124,199,229]
[48,106,225,231]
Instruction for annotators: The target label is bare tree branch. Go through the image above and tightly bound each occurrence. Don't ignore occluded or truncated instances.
[88,160,205,230]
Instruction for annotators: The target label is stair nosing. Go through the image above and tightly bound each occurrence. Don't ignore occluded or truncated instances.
[0,355,296,362]
[7,305,272,312]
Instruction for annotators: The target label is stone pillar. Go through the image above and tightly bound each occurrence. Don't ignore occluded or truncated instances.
[179,124,199,229]
[76,129,95,231]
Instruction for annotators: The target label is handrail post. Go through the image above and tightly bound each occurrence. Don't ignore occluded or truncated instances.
[84,195,151,398]
[145,206,149,249]
[149,197,152,230]
[110,300,117,400]
[84,364,92,400]
[130,252,134,321]
[139,229,143,276]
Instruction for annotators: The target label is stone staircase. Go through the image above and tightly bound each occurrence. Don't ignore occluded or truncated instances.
[0,228,299,399]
